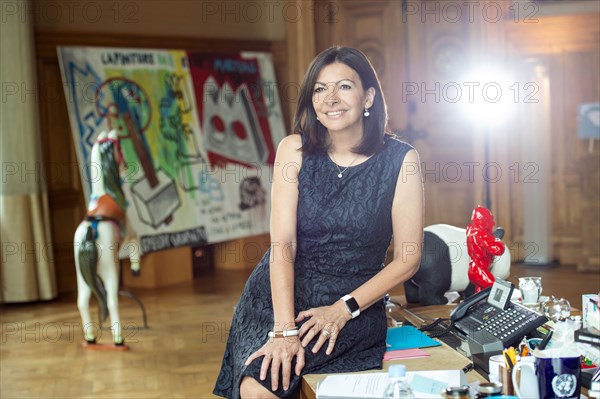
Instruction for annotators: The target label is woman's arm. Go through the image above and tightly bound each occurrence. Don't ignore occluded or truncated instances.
[297,149,424,355]
[245,134,304,392]
[269,134,302,333]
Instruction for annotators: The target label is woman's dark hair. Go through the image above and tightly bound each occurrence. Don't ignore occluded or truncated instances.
[292,46,389,155]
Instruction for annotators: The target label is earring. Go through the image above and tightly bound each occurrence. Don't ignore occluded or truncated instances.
[364,107,370,117]
[316,115,319,121]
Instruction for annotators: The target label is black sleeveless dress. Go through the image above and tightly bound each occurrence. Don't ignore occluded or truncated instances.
[214,135,413,398]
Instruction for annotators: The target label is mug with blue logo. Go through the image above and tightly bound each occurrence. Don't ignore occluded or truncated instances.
[512,350,581,399]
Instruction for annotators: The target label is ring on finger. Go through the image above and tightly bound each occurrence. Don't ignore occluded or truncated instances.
[266,352,272,357]
[322,329,331,338]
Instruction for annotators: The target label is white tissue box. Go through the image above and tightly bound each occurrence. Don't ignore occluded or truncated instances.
[583,294,600,330]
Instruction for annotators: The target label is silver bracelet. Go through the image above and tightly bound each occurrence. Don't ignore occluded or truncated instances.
[267,328,299,338]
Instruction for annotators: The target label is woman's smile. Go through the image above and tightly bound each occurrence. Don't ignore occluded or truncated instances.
[324,110,347,118]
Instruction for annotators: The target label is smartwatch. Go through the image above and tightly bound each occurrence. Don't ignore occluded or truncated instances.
[341,295,360,319]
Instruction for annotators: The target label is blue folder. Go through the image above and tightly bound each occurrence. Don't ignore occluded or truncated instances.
[385,325,442,351]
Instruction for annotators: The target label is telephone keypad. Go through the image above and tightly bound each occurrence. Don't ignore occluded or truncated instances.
[454,301,548,348]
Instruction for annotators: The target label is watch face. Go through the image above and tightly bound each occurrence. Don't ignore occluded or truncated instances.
[344,297,360,314]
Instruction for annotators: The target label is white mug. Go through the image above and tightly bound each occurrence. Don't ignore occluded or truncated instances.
[512,353,581,399]
[488,354,505,383]
[512,357,539,399]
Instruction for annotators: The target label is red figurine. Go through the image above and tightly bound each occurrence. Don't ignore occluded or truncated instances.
[466,206,506,293]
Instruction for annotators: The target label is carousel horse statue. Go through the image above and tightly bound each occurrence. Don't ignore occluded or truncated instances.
[73,130,131,350]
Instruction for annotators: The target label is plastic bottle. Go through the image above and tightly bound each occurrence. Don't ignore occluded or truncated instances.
[384,364,415,398]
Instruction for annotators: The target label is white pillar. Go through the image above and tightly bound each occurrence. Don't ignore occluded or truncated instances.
[520,62,553,264]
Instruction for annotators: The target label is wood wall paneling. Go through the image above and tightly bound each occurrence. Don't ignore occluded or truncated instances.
[504,13,600,270]
[404,4,476,227]
[33,0,285,41]
[284,0,316,125]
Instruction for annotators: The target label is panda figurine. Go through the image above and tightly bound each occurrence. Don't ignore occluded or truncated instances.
[404,224,511,306]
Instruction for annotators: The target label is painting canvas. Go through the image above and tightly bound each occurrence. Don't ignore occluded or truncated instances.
[58,46,286,254]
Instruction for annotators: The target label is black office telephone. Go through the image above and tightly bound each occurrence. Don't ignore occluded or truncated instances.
[450,279,548,349]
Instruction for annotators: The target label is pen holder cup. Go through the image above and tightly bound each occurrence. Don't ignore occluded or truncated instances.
[488,354,505,383]
[499,364,515,395]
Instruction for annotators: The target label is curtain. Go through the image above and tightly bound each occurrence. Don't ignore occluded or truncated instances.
[0,0,57,302]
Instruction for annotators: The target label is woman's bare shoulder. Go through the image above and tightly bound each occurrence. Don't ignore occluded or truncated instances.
[279,134,302,149]
[276,134,303,162]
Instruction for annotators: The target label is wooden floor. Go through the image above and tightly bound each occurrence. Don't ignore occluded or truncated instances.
[1,264,598,398]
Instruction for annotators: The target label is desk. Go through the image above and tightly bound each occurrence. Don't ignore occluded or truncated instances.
[300,305,485,399]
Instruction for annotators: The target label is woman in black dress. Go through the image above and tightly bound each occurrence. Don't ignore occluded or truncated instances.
[214,46,424,399]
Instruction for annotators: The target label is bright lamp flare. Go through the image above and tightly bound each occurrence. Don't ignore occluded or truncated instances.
[461,67,514,126]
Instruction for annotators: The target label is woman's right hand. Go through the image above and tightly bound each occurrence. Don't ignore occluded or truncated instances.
[244,336,305,392]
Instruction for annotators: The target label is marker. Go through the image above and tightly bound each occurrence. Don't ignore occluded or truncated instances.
[507,347,517,366]
[538,331,553,350]
[504,350,514,369]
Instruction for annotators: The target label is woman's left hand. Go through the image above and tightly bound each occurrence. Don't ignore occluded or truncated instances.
[295,300,352,355]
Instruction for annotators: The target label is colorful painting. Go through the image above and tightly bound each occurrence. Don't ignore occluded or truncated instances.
[58,47,286,254]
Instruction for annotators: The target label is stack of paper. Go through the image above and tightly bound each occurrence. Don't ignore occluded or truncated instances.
[316,370,467,399]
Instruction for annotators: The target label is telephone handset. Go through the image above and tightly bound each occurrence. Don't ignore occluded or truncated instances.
[450,287,492,321]
[451,279,547,349]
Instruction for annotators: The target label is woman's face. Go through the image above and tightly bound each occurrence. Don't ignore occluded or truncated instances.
[312,62,374,135]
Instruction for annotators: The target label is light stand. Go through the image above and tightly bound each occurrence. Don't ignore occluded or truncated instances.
[461,67,513,212]
[483,126,491,210]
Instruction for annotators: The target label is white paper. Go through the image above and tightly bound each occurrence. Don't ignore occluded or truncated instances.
[316,370,466,399]
[316,373,389,399]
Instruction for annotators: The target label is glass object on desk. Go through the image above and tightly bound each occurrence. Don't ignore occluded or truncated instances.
[384,294,403,327]
[518,277,543,308]
[384,364,415,399]
[542,296,571,322]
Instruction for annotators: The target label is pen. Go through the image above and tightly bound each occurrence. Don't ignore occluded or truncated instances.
[518,339,527,354]
[504,350,513,369]
[507,347,517,366]
[538,330,553,350]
